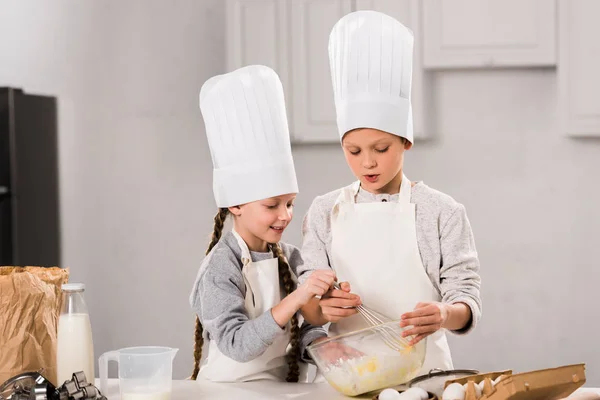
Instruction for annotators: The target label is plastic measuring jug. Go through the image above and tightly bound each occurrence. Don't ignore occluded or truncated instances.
[99,346,178,400]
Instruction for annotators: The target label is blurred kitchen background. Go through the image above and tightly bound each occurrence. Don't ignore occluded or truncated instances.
[1,0,599,385]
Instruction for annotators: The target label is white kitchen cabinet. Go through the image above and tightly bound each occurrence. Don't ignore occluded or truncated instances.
[355,0,429,139]
[227,0,430,142]
[289,0,352,143]
[226,0,291,109]
[422,0,556,69]
[226,0,350,143]
[558,0,600,137]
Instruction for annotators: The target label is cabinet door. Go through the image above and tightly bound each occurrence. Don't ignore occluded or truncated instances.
[226,0,290,110]
[289,0,353,143]
[558,0,600,137]
[422,0,556,68]
[355,0,429,139]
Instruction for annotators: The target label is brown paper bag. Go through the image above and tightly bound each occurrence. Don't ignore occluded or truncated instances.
[0,266,69,386]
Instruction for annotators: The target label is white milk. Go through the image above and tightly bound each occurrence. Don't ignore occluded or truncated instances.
[121,392,171,400]
[57,313,95,383]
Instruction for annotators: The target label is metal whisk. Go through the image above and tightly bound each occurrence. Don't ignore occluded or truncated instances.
[333,282,412,352]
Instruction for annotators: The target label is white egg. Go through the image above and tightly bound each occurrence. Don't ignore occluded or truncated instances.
[396,393,421,400]
[379,388,402,400]
[463,382,482,398]
[442,383,466,400]
[400,387,430,400]
[477,380,485,392]
[493,375,506,386]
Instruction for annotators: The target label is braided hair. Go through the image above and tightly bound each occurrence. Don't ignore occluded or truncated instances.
[270,243,300,382]
[191,208,228,380]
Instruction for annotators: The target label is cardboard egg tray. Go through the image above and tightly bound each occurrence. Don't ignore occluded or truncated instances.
[372,364,586,400]
[444,363,586,400]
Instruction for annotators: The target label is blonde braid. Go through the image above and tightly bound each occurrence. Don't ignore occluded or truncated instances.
[271,243,301,382]
[191,208,229,380]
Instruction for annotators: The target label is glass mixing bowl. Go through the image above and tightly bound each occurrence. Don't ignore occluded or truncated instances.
[307,321,426,397]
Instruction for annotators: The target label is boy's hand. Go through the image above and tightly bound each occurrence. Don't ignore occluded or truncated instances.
[319,281,361,323]
[400,301,449,345]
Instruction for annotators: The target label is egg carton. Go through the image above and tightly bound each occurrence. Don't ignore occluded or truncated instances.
[443,363,586,400]
[372,364,586,400]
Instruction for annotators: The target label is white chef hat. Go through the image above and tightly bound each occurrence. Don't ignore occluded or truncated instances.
[199,65,298,208]
[329,10,414,143]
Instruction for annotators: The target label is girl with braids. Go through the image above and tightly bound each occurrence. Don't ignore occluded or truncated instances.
[189,65,335,383]
[298,11,482,376]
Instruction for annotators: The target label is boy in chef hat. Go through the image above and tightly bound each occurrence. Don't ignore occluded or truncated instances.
[299,11,482,374]
[189,65,335,382]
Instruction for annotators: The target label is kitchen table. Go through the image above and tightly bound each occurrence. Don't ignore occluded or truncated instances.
[97,379,600,400]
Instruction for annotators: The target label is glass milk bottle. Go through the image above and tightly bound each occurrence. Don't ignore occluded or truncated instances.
[56,283,95,384]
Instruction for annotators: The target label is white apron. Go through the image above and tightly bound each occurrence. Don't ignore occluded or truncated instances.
[197,230,320,382]
[330,175,453,374]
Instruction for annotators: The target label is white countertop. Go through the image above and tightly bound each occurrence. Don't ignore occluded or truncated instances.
[97,379,600,400]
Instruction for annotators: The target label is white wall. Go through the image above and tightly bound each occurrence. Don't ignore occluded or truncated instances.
[0,0,224,380]
[2,0,599,385]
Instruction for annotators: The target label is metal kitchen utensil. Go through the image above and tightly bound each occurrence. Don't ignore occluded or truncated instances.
[0,370,106,400]
[333,282,411,351]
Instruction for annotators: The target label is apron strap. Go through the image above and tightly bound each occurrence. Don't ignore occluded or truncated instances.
[398,174,411,205]
[332,181,359,215]
[348,181,361,202]
[232,229,252,265]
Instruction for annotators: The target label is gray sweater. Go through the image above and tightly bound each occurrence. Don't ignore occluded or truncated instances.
[190,231,326,363]
[299,181,482,334]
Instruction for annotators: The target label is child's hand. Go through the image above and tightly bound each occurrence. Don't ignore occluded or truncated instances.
[310,336,364,364]
[295,270,336,307]
[399,301,449,345]
[319,281,361,323]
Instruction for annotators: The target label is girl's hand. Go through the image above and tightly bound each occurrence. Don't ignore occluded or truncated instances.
[294,270,336,307]
[310,336,364,364]
[399,302,449,345]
